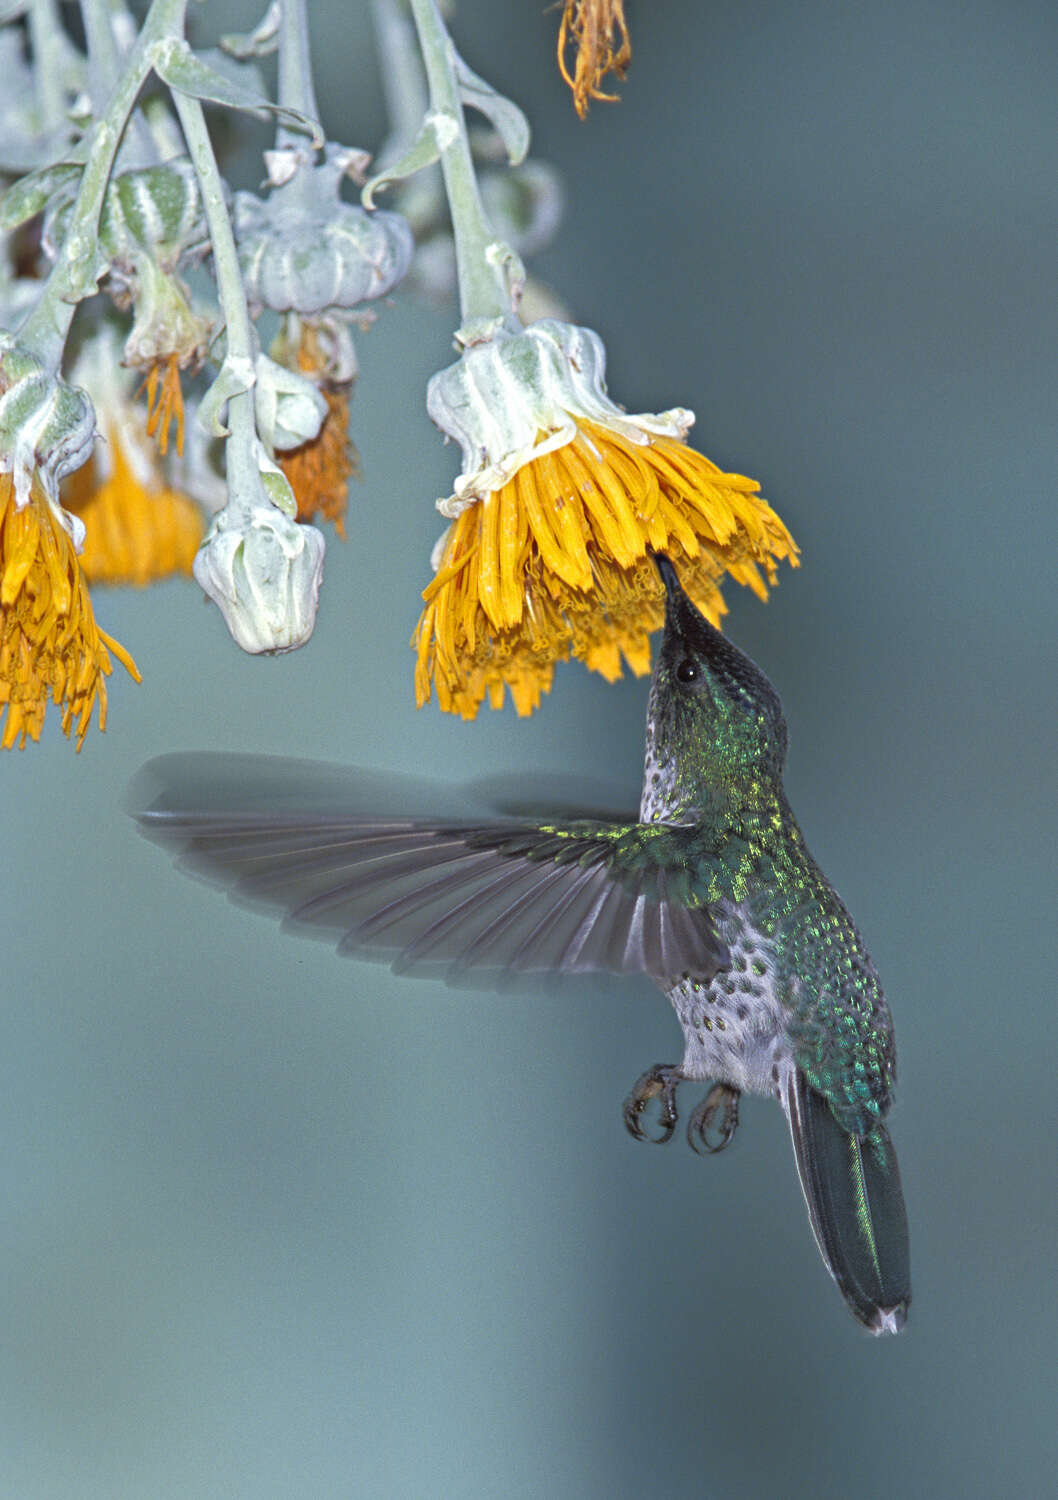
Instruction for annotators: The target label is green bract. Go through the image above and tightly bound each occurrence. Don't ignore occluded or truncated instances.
[0,335,95,510]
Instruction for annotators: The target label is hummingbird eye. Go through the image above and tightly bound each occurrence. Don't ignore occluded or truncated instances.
[675,657,700,684]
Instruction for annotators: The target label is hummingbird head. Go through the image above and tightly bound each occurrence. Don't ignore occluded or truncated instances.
[646,555,787,806]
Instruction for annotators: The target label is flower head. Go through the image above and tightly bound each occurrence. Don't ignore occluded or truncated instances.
[45,159,216,454]
[0,471,140,748]
[414,320,798,718]
[62,329,205,587]
[0,341,139,749]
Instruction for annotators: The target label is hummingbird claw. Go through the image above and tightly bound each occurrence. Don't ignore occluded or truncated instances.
[687,1082,741,1155]
[623,1064,683,1144]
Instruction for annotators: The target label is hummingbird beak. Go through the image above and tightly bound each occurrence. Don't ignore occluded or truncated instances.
[652,552,680,599]
[652,552,695,637]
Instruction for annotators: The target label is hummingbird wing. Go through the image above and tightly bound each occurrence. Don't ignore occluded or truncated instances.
[132,753,729,987]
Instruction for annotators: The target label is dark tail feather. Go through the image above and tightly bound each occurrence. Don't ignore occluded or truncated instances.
[785,1072,911,1335]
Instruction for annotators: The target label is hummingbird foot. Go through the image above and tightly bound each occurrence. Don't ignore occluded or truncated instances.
[623,1064,683,1144]
[687,1082,741,1155]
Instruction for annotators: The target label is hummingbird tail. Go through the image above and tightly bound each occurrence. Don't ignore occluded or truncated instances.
[785,1072,911,1335]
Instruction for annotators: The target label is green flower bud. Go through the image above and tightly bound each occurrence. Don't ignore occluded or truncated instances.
[193,501,325,654]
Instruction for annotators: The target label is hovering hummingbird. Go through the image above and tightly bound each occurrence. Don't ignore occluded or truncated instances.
[135,555,910,1334]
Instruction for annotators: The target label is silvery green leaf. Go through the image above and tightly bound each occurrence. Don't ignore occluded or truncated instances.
[197,354,256,438]
[361,114,449,210]
[219,1,281,60]
[0,161,82,231]
[454,54,530,167]
[259,461,298,519]
[151,38,323,147]
[191,47,269,106]
[0,2,27,20]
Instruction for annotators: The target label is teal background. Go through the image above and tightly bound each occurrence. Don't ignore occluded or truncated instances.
[5,0,1057,1494]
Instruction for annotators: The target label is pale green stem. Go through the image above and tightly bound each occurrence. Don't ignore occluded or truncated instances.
[140,91,186,161]
[16,0,188,370]
[276,0,321,149]
[372,0,428,159]
[28,0,67,136]
[406,0,512,327]
[168,88,258,502]
[272,0,322,218]
[81,0,123,104]
[80,0,155,161]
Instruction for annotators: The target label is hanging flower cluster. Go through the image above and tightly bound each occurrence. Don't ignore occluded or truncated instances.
[0,0,797,751]
[0,0,412,747]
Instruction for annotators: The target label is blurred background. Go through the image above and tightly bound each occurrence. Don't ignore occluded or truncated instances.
[4,0,1057,1494]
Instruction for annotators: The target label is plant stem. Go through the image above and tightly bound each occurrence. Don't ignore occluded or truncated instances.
[276,0,321,149]
[406,0,512,328]
[80,0,156,161]
[372,0,428,159]
[17,0,188,370]
[28,0,67,136]
[169,87,258,503]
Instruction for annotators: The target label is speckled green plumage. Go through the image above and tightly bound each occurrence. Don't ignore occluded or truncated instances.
[518,805,895,1136]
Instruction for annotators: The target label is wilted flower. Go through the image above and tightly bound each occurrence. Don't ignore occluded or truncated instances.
[269,322,357,536]
[414,319,798,718]
[0,340,139,749]
[557,0,632,119]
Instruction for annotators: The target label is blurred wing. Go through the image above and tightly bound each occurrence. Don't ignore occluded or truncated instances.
[132,753,728,987]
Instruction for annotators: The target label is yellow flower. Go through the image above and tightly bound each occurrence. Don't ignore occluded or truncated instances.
[414,320,798,719]
[557,0,632,119]
[0,471,140,750]
[64,426,204,587]
[62,328,205,587]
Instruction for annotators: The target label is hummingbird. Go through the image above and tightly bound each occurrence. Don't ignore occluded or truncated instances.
[135,554,910,1334]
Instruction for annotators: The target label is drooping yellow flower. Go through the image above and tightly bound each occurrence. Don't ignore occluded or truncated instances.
[62,327,205,587]
[0,472,140,750]
[558,0,632,119]
[64,427,203,587]
[414,320,798,719]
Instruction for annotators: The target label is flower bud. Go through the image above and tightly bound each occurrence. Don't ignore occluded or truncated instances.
[193,501,325,654]
[45,159,210,275]
[236,146,413,317]
[253,354,328,453]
